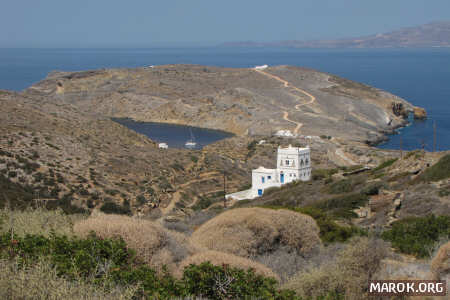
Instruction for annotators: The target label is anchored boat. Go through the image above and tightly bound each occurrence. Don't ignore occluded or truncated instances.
[185,128,197,148]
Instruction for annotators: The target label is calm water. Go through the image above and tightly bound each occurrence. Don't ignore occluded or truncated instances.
[113,118,233,149]
[0,48,449,151]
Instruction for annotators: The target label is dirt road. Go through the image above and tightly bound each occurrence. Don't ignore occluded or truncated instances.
[254,68,316,135]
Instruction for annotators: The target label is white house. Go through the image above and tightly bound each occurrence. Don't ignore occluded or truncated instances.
[226,145,311,200]
[158,143,168,149]
[254,65,269,70]
[275,130,294,137]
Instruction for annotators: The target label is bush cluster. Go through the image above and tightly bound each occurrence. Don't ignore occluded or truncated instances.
[312,192,369,219]
[382,214,450,258]
[0,231,301,299]
[284,237,387,299]
[100,201,131,215]
[263,206,366,244]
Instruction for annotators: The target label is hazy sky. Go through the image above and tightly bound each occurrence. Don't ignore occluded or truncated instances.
[1,0,450,47]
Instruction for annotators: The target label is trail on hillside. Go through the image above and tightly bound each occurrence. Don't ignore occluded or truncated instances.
[161,168,226,214]
[254,69,316,135]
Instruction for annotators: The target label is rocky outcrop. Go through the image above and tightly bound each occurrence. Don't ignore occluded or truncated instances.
[391,102,409,118]
[413,106,427,120]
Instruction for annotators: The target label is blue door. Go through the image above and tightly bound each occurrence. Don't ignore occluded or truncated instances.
[258,189,263,196]
[280,174,284,183]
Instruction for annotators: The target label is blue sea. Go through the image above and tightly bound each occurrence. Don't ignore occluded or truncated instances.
[0,48,449,151]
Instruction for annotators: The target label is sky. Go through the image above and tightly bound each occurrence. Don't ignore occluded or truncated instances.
[1,0,450,47]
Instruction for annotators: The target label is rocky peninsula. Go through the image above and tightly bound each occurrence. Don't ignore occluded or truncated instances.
[25,64,424,145]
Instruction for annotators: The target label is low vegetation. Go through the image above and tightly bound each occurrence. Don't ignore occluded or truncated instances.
[312,192,369,219]
[372,158,398,172]
[178,250,279,280]
[263,206,366,244]
[190,208,322,258]
[284,237,388,299]
[0,207,75,237]
[381,215,450,258]
[0,212,301,299]
[417,154,450,182]
[311,168,338,181]
[74,213,193,273]
[0,258,137,300]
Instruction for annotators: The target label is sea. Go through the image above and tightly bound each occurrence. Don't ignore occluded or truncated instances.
[0,47,449,151]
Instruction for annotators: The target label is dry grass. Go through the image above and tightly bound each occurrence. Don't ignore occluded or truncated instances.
[177,250,279,280]
[254,246,311,283]
[284,237,388,299]
[431,241,450,280]
[0,207,76,237]
[190,208,322,258]
[0,258,138,300]
[73,213,194,273]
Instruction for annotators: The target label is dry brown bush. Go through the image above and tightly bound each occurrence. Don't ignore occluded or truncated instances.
[284,237,388,299]
[190,208,321,258]
[73,213,194,273]
[431,241,450,280]
[177,250,279,280]
[0,207,76,237]
[0,258,137,300]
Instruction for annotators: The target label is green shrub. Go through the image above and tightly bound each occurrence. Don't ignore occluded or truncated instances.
[182,262,297,299]
[361,182,384,196]
[136,194,147,205]
[192,196,214,211]
[382,215,450,258]
[246,140,258,159]
[100,201,131,215]
[0,232,131,278]
[0,175,35,209]
[417,154,450,182]
[326,179,353,194]
[0,231,301,299]
[372,158,398,172]
[312,169,338,181]
[262,206,366,244]
[404,150,424,160]
[313,193,369,219]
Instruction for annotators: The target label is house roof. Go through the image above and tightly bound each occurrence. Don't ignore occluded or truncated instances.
[253,166,276,173]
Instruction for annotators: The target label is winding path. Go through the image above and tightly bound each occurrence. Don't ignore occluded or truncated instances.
[161,170,221,214]
[254,68,316,135]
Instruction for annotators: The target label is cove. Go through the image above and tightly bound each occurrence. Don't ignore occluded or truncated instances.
[113,118,234,149]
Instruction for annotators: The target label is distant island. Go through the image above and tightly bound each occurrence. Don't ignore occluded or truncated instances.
[222,21,450,48]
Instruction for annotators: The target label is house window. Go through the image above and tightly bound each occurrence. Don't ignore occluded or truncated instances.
[285,160,290,165]
[262,176,265,183]
[305,158,309,165]
[268,175,271,180]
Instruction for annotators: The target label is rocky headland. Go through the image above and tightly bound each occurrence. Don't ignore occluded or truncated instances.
[25,64,423,145]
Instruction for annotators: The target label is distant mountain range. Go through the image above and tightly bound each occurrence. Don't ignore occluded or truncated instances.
[222,21,450,48]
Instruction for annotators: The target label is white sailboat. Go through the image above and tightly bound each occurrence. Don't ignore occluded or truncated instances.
[185,128,197,148]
